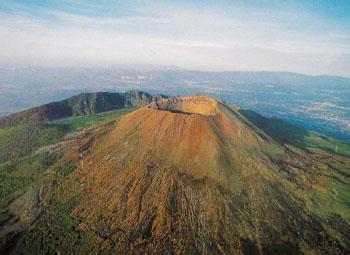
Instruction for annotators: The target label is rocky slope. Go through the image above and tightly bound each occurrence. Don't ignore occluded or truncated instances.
[0,90,166,128]
[2,95,350,254]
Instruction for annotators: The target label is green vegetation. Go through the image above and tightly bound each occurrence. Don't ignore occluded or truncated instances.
[0,109,133,164]
[14,198,96,255]
[12,159,98,255]
[0,90,164,129]
[0,123,68,163]
[0,109,132,208]
[0,153,61,209]
[305,132,350,157]
[52,108,133,130]
[240,109,350,157]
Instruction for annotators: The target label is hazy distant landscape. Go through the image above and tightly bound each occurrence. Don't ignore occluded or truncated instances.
[1,65,349,142]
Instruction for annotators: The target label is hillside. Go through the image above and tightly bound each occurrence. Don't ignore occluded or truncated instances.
[0,90,166,128]
[1,95,350,254]
[239,109,350,158]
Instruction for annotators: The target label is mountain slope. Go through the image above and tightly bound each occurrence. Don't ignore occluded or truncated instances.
[239,109,350,157]
[2,95,350,254]
[0,90,166,128]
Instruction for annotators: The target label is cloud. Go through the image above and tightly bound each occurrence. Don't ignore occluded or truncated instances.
[0,2,349,76]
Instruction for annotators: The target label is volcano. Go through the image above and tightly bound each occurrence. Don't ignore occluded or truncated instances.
[7,95,350,254]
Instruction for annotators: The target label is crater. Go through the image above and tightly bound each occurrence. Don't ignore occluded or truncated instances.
[148,95,221,116]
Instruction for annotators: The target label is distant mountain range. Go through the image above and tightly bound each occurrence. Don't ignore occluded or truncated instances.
[0,66,349,142]
[0,90,166,128]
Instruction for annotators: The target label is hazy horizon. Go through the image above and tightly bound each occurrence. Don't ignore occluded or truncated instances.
[2,63,350,79]
[1,1,350,77]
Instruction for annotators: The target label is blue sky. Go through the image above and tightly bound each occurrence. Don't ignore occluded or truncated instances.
[0,0,349,76]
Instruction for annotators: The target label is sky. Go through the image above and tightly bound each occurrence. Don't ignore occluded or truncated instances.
[0,0,350,76]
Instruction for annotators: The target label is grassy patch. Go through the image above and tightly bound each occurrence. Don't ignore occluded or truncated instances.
[304,132,350,157]
[0,153,62,209]
[52,108,133,131]
[59,163,76,178]
[0,123,68,163]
